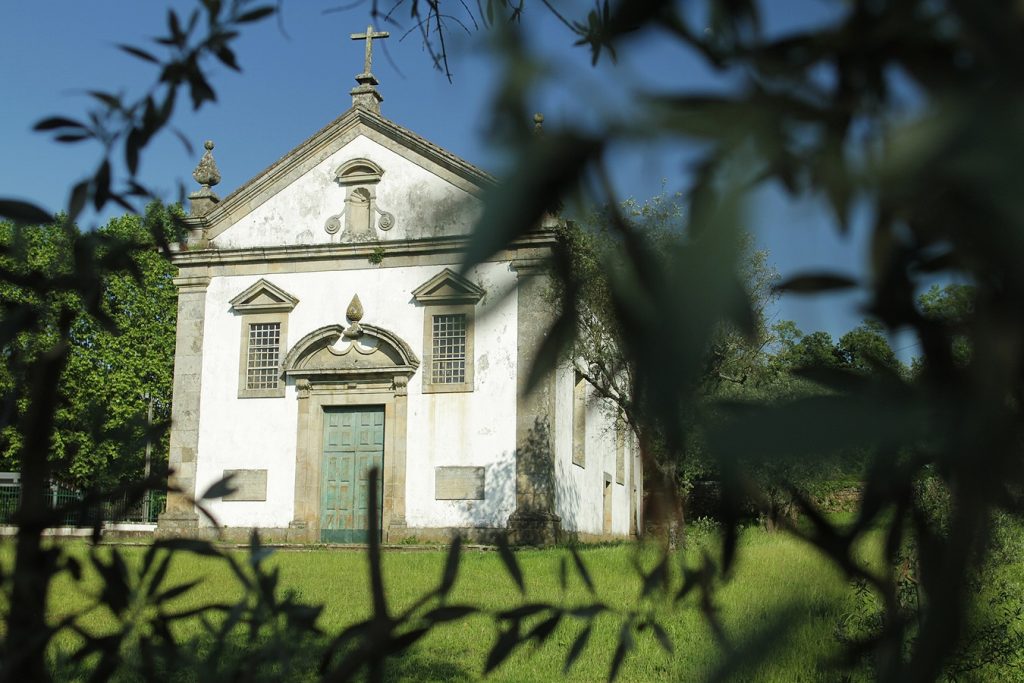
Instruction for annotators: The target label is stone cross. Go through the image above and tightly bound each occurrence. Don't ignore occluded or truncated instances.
[351,24,389,75]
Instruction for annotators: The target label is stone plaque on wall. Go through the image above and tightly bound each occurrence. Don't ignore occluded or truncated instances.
[222,469,268,501]
[434,466,485,500]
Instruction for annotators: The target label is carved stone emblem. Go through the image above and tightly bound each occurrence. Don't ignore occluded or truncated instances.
[324,158,395,241]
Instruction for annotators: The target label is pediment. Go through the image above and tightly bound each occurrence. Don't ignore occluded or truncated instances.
[198,108,493,245]
[411,268,485,305]
[283,324,419,381]
[229,279,298,313]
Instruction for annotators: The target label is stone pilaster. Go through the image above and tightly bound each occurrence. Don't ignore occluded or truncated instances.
[157,275,210,535]
[387,375,409,540]
[507,256,561,546]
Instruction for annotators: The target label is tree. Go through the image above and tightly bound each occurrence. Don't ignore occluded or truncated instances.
[0,3,279,680]
[554,194,779,541]
[0,205,177,488]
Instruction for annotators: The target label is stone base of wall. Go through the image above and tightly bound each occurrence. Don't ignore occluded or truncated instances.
[0,524,157,539]
[506,509,561,546]
[155,510,200,538]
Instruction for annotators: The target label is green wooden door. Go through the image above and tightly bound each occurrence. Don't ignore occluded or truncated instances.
[321,406,384,543]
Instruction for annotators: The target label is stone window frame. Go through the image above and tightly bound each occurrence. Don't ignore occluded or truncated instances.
[572,371,587,468]
[615,415,626,485]
[229,279,298,399]
[412,268,485,395]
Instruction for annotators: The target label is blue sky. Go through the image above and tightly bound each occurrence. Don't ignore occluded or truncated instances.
[0,1,888,349]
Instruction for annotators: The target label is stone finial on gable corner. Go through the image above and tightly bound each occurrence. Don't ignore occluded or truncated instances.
[189,140,221,217]
[533,113,544,136]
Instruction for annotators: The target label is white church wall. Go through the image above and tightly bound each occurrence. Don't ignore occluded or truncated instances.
[192,261,517,530]
[553,366,635,537]
[211,135,482,250]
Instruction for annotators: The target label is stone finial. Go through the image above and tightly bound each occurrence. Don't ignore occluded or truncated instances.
[349,25,389,113]
[533,113,544,135]
[188,140,221,217]
[343,293,364,338]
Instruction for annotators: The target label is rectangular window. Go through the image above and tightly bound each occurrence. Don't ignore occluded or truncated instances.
[246,322,281,390]
[431,313,467,384]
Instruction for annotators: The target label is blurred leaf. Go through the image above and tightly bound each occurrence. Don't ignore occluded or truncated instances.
[200,474,236,500]
[773,273,858,294]
[496,534,525,594]
[155,579,202,603]
[438,535,461,598]
[570,546,596,595]
[498,603,549,620]
[564,623,593,673]
[0,199,52,226]
[118,44,159,64]
[651,621,673,654]
[33,116,85,131]
[463,132,601,273]
[525,612,562,645]
[608,619,634,681]
[485,624,521,674]
[236,6,275,23]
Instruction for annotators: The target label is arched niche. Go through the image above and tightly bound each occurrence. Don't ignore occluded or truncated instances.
[282,323,419,382]
[283,323,419,543]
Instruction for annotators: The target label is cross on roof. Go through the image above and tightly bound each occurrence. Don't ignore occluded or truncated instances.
[350,24,389,75]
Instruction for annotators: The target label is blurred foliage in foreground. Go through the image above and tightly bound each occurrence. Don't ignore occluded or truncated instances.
[2,0,1024,681]
[436,0,1024,680]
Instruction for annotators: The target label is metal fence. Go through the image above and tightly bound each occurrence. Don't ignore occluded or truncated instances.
[0,485,165,526]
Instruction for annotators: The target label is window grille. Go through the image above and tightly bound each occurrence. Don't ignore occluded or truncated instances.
[246,322,281,390]
[431,314,467,384]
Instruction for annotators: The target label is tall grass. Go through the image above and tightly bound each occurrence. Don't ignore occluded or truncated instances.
[11,525,891,681]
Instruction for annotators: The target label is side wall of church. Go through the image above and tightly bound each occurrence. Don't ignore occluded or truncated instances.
[552,366,638,538]
[191,261,518,531]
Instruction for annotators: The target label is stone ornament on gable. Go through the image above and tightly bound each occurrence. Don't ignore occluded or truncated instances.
[324,157,395,242]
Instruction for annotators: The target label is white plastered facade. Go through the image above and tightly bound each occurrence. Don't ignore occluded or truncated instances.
[159,104,643,543]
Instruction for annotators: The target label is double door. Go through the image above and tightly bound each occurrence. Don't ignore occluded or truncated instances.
[320,406,384,543]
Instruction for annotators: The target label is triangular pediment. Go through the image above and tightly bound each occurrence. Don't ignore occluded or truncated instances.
[412,268,485,305]
[229,279,298,313]
[197,107,493,247]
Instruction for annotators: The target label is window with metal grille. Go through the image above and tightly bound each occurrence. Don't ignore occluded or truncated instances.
[431,314,467,384]
[246,322,281,390]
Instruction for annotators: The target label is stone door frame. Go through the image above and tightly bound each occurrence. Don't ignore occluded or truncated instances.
[290,377,409,543]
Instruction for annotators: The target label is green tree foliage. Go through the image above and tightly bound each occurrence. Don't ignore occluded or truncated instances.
[0,3,277,680]
[916,283,974,369]
[0,205,177,487]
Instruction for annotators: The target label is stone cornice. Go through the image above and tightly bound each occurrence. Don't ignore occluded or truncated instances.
[172,231,558,270]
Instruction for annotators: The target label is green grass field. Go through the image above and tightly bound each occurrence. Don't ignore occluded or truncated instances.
[9,519,1022,681]
[13,523,903,682]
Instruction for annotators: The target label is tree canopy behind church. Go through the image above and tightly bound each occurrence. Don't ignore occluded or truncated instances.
[0,204,177,487]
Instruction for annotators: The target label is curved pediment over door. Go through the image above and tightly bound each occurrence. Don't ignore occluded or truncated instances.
[282,323,419,383]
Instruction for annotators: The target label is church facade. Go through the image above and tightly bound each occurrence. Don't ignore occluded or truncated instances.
[157,31,642,545]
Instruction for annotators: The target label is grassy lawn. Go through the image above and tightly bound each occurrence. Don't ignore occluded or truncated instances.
[8,524,902,682]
